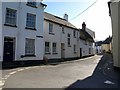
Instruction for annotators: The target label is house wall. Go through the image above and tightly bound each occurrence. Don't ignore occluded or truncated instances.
[101,44,111,52]
[110,1,120,68]
[0,2,2,61]
[95,46,102,54]
[80,39,94,57]
[2,2,44,61]
[44,20,80,60]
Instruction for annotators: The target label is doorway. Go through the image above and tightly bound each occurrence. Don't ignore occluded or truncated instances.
[61,43,65,58]
[3,37,15,61]
[80,48,82,58]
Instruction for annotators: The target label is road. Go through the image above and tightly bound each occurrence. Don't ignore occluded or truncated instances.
[2,55,102,88]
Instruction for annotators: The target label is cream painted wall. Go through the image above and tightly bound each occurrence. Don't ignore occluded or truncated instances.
[110,1,120,67]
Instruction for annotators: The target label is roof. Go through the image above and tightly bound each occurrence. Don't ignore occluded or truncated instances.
[102,37,112,44]
[95,41,103,46]
[80,29,94,42]
[44,12,78,31]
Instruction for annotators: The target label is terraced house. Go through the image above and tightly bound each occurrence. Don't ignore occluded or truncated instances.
[43,12,95,61]
[0,1,47,62]
[43,12,80,61]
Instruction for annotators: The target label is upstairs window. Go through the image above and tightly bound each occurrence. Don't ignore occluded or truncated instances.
[73,30,76,38]
[62,27,65,34]
[49,23,53,33]
[27,0,37,8]
[26,13,36,29]
[5,8,17,26]
[68,34,71,46]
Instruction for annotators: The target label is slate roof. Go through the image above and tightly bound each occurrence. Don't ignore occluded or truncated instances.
[102,37,112,44]
[44,12,78,31]
[80,29,94,42]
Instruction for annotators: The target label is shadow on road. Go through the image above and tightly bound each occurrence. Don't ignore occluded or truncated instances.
[65,53,120,89]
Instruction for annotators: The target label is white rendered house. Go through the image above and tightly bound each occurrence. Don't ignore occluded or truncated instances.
[79,22,95,57]
[43,12,80,60]
[0,1,46,62]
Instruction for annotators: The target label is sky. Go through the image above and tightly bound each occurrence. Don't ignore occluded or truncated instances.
[43,0,112,41]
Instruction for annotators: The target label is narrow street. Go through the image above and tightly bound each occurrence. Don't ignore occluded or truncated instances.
[1,54,119,89]
[1,55,101,88]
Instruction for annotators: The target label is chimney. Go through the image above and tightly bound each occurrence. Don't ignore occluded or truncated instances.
[63,13,68,21]
[82,22,86,31]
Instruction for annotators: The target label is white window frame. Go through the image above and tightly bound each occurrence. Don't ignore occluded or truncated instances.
[52,42,57,53]
[26,13,36,29]
[73,30,76,38]
[49,23,53,33]
[68,34,71,46]
[74,44,77,53]
[25,38,35,55]
[27,0,37,7]
[45,42,50,53]
[5,8,17,26]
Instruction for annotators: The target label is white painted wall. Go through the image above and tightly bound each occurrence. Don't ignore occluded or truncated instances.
[44,20,80,59]
[95,46,102,54]
[110,1,120,67]
[80,39,94,57]
[2,2,44,61]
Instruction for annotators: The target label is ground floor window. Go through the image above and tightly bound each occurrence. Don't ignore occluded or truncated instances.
[74,44,77,53]
[89,48,91,54]
[25,38,35,55]
[52,42,57,53]
[45,42,50,53]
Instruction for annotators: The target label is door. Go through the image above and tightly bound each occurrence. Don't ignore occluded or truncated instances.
[3,37,15,61]
[80,48,82,58]
[61,43,65,58]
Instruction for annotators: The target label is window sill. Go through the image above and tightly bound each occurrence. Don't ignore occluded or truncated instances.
[68,45,71,47]
[26,4,37,8]
[4,24,17,28]
[21,55,36,58]
[49,32,55,35]
[25,27,36,30]
[74,52,77,54]
[52,53,58,54]
[45,52,51,55]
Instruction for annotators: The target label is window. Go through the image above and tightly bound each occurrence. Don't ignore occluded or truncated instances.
[68,34,71,46]
[52,42,57,53]
[45,42,50,53]
[89,48,91,54]
[85,41,87,45]
[74,45,76,53]
[25,38,35,55]
[62,27,65,33]
[27,0,37,7]
[49,23,53,33]
[5,8,17,26]
[26,13,36,29]
[73,30,76,38]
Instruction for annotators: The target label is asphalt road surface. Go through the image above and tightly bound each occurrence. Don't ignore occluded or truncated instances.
[2,55,103,88]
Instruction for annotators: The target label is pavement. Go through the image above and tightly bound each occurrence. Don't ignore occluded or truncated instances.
[1,53,120,89]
